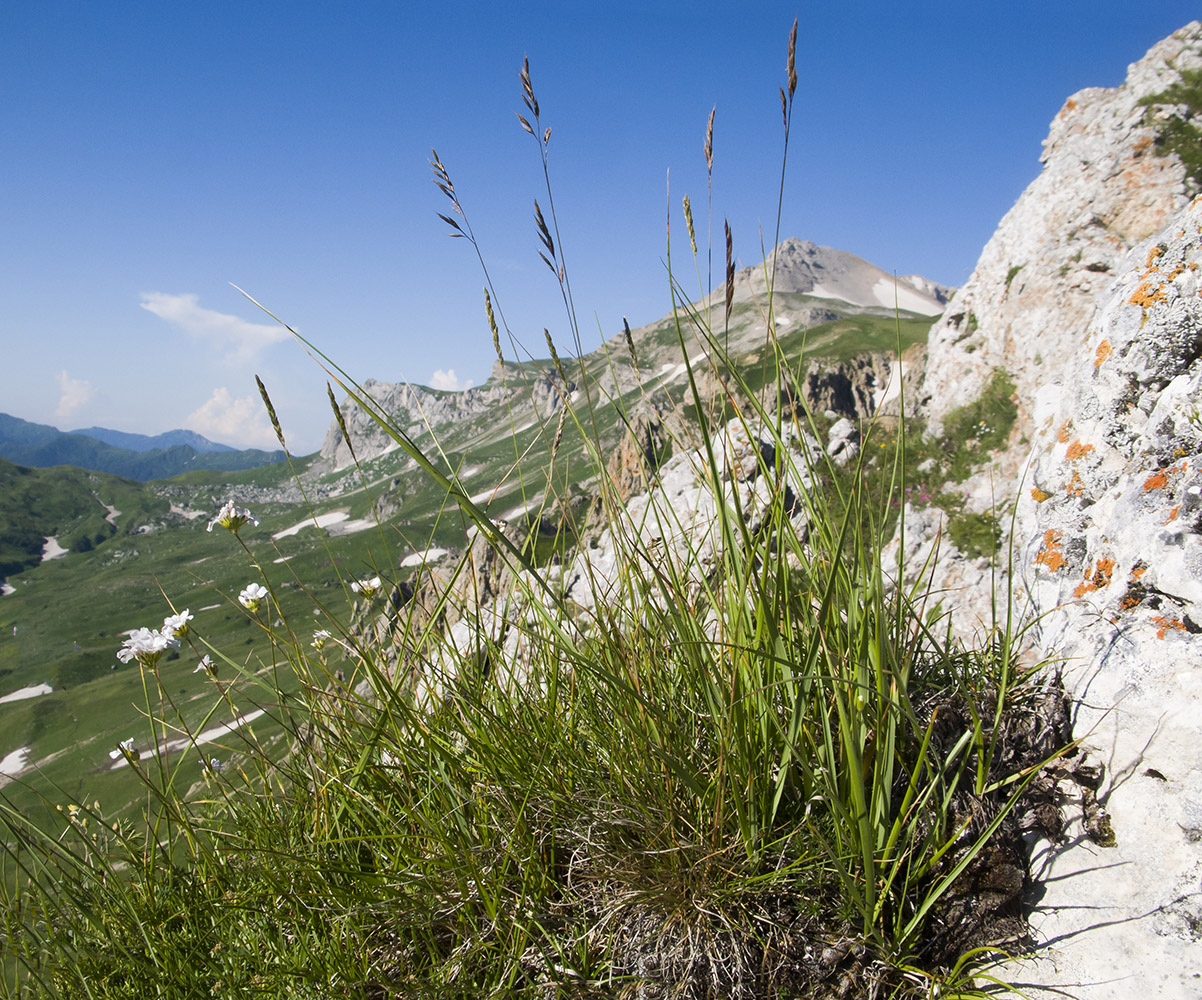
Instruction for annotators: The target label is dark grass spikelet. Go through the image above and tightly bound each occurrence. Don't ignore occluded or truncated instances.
[327,382,356,461]
[484,288,502,362]
[520,56,539,118]
[255,375,286,449]
[724,221,735,324]
[429,151,466,238]
[787,18,798,101]
[623,316,638,369]
[534,199,557,275]
[705,106,715,176]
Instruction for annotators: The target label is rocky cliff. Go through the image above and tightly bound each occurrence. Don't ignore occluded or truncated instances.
[901,22,1202,999]
[897,22,1202,633]
[920,24,1200,439]
[319,367,571,471]
[998,194,1202,1000]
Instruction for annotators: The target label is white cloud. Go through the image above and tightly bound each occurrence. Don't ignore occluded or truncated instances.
[185,387,279,450]
[139,292,289,361]
[428,369,475,392]
[55,370,94,417]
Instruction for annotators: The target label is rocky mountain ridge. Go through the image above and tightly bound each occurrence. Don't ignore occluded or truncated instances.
[318,240,949,472]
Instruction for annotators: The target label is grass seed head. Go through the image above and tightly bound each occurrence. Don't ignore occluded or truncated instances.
[326,382,355,461]
[705,106,715,175]
[484,288,502,361]
[255,375,285,449]
[683,194,697,257]
[520,56,539,118]
[545,328,567,385]
[787,18,798,101]
[724,220,735,323]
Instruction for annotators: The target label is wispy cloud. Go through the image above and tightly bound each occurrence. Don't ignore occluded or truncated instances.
[185,387,278,450]
[428,369,475,392]
[55,370,94,417]
[139,292,289,361]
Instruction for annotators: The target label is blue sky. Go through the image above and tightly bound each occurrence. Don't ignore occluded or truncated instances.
[2,2,1196,454]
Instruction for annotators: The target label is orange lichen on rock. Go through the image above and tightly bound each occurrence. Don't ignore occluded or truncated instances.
[1057,419,1073,444]
[1131,566,1146,579]
[1073,557,1116,599]
[1142,462,1185,491]
[1151,614,1187,640]
[1094,339,1113,367]
[1128,279,1168,309]
[1058,97,1078,118]
[1031,486,1052,502]
[1065,439,1095,461]
[1065,471,1084,497]
[1034,529,1066,573]
[1166,504,1181,523]
[1145,245,1164,270]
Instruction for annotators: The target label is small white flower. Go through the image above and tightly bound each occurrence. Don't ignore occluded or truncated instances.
[108,737,137,761]
[193,655,216,676]
[207,501,260,534]
[312,629,331,650]
[116,626,180,667]
[162,609,193,638]
[238,583,268,612]
[350,576,383,600]
[205,757,223,773]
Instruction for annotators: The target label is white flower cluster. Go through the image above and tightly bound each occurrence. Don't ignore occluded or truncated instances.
[115,610,192,667]
[239,582,268,612]
[207,501,260,534]
[350,576,383,600]
[116,626,180,666]
[162,609,193,637]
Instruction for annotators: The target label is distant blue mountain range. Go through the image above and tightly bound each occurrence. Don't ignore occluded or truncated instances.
[0,413,286,481]
[67,425,236,453]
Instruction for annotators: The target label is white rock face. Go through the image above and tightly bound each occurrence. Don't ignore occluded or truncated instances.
[561,418,819,614]
[1000,195,1202,999]
[319,370,570,470]
[921,23,1201,438]
[895,23,1202,642]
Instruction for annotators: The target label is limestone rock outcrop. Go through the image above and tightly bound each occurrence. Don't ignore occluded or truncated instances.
[898,22,1202,639]
[892,27,1202,993]
[920,23,1201,439]
[319,368,572,471]
[1002,195,1202,999]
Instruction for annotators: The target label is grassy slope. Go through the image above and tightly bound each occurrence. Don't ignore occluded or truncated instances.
[0,303,949,830]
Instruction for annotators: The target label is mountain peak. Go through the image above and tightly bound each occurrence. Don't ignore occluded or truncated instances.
[724,237,953,316]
